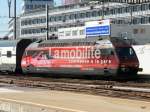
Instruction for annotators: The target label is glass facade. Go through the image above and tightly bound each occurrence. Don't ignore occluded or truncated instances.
[20,2,150,37]
[23,0,54,12]
[63,0,80,5]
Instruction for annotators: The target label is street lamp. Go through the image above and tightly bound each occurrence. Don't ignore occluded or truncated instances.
[7,0,17,40]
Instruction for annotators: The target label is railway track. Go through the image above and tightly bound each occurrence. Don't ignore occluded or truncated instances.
[0,74,150,101]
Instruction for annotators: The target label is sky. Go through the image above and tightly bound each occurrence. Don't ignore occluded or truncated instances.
[54,0,63,6]
[0,0,63,37]
[0,0,23,37]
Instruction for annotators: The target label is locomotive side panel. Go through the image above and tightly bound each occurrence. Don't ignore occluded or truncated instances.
[21,39,119,76]
[21,38,140,77]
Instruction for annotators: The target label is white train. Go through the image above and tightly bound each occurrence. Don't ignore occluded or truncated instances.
[133,45,150,74]
[0,39,33,73]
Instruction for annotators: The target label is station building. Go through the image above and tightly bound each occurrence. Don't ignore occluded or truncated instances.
[19,1,150,42]
[22,0,54,13]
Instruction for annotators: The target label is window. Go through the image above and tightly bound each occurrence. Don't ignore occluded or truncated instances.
[79,29,84,35]
[7,51,12,58]
[58,16,62,21]
[141,4,148,11]
[100,48,114,56]
[55,16,60,21]
[65,31,71,36]
[80,13,86,18]
[116,47,136,59]
[141,17,147,24]
[41,18,46,23]
[149,4,150,10]
[51,17,56,22]
[72,30,78,36]
[125,6,130,13]
[70,14,75,19]
[133,5,138,12]
[92,11,98,17]
[98,10,102,16]
[133,29,138,34]
[140,28,146,34]
[86,12,92,18]
[133,18,138,24]
[118,7,123,14]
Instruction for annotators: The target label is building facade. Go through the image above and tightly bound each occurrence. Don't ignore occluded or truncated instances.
[22,0,54,13]
[8,17,20,39]
[63,0,81,5]
[19,2,150,41]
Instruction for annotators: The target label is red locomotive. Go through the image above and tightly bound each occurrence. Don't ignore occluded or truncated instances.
[21,38,142,77]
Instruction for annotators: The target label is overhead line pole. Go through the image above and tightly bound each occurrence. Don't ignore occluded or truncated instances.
[14,0,16,40]
[46,4,49,40]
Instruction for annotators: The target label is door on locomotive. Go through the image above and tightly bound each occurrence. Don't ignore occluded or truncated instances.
[94,40,119,76]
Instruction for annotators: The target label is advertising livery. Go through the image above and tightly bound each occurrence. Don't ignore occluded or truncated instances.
[21,38,142,77]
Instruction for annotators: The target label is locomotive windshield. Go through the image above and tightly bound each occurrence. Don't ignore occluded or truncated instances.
[100,48,114,56]
[116,47,136,58]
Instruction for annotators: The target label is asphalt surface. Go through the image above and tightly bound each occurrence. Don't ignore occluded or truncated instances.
[0,84,149,112]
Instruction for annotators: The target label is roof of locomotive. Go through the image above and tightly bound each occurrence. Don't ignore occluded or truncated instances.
[38,37,131,47]
[0,40,19,47]
[38,38,111,47]
[26,37,131,50]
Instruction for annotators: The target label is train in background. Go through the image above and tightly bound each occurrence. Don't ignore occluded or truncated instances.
[0,39,33,73]
[133,45,150,75]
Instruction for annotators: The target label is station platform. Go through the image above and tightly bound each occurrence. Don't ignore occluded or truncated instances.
[0,86,149,112]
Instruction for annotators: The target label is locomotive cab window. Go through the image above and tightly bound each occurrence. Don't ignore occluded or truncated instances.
[7,51,12,58]
[116,47,136,58]
[100,48,114,56]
